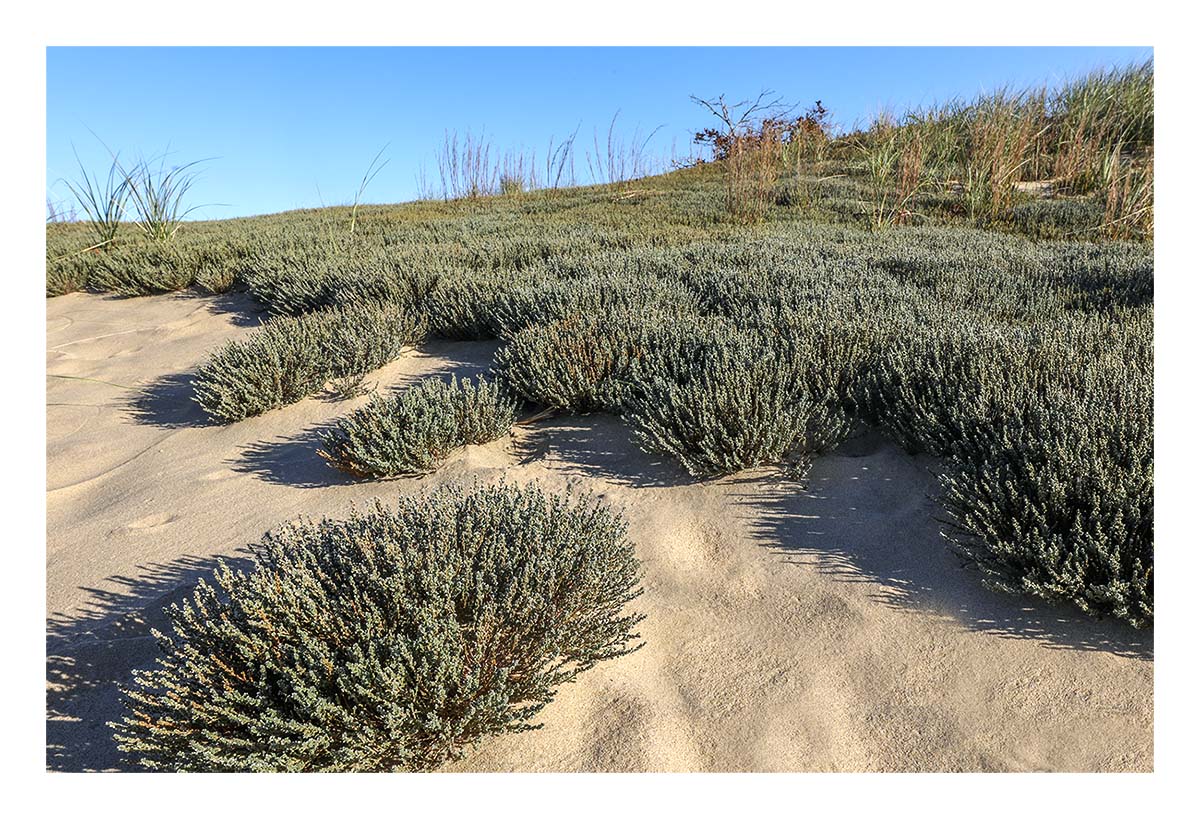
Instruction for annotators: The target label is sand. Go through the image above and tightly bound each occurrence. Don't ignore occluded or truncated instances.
[46,291,1153,772]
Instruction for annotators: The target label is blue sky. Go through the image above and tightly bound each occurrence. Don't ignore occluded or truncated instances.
[46,46,1151,219]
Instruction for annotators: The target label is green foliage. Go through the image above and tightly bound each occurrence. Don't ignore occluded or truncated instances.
[111,482,645,771]
[319,375,517,477]
[870,315,1153,625]
[61,149,130,247]
[43,118,1153,626]
[121,154,209,243]
[87,243,197,295]
[494,311,662,413]
[194,301,424,424]
[1008,198,1104,240]
[623,323,855,477]
[425,269,533,339]
[45,248,93,296]
[489,272,701,339]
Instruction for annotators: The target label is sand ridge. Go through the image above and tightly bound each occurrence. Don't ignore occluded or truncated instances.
[46,291,1152,772]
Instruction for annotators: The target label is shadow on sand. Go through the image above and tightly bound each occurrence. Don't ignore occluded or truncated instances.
[124,371,211,429]
[230,423,357,488]
[734,429,1152,660]
[47,552,252,772]
[513,413,693,488]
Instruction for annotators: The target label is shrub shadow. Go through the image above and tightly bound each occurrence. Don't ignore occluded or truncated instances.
[47,552,252,772]
[230,423,355,489]
[183,288,266,328]
[124,371,210,429]
[513,413,694,488]
[735,434,1153,660]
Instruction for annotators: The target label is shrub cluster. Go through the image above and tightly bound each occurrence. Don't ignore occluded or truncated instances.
[194,301,424,424]
[425,270,534,339]
[319,375,517,477]
[111,482,644,771]
[44,238,248,298]
[45,148,1152,629]
[488,272,701,339]
[871,316,1153,626]
[493,311,664,413]
[622,324,854,477]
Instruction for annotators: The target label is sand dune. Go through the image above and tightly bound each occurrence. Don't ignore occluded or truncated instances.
[46,292,1152,772]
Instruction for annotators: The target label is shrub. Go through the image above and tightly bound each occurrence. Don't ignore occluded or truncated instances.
[88,243,196,295]
[1009,198,1103,240]
[243,246,409,316]
[46,250,93,297]
[111,482,645,771]
[494,311,668,414]
[870,316,1153,626]
[425,270,532,340]
[319,376,517,478]
[623,324,853,477]
[194,301,424,424]
[941,361,1152,627]
[489,273,701,339]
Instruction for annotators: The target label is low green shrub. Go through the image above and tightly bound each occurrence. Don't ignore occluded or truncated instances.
[243,244,415,316]
[493,311,666,413]
[194,301,424,424]
[46,250,93,296]
[623,324,854,477]
[871,315,1153,626]
[88,243,197,295]
[489,273,701,339]
[111,482,645,771]
[941,358,1153,627]
[319,376,517,477]
[424,270,534,339]
[1008,198,1104,240]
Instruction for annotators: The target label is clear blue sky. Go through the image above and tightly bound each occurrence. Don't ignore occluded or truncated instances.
[46,46,1151,219]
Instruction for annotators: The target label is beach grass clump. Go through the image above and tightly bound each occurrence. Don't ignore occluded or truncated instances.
[319,375,517,478]
[62,150,130,248]
[111,482,644,772]
[194,301,424,424]
[623,324,854,477]
[121,154,208,243]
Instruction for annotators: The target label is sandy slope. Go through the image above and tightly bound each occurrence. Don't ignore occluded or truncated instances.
[46,292,1153,772]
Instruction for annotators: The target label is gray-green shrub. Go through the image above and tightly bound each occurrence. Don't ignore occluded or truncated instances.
[623,324,854,477]
[111,482,645,771]
[87,243,197,295]
[194,301,424,424]
[319,375,517,477]
[493,311,667,413]
[870,315,1153,626]
[489,272,701,338]
[425,270,533,339]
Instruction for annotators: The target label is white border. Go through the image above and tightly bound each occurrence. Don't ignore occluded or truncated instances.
[7,2,1196,814]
